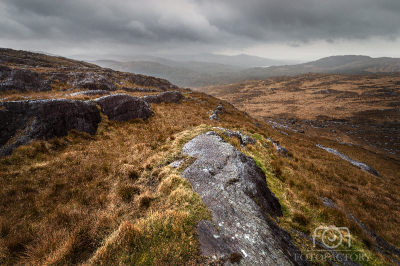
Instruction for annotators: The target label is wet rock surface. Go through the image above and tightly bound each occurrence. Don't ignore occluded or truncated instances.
[0,99,100,156]
[141,90,184,104]
[94,94,153,122]
[0,66,51,92]
[316,144,379,176]
[181,132,308,266]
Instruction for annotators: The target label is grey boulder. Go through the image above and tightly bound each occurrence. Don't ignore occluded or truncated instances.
[94,94,153,122]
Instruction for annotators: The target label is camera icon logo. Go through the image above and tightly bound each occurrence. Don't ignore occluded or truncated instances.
[313,226,351,249]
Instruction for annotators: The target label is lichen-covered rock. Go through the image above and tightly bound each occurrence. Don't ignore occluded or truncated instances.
[181,132,308,266]
[0,99,101,156]
[0,67,51,92]
[141,91,184,104]
[94,94,153,122]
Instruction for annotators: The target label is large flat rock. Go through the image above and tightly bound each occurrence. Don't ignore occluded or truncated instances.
[181,132,308,266]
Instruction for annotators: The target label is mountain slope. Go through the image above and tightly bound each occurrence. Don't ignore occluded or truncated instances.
[1,49,400,266]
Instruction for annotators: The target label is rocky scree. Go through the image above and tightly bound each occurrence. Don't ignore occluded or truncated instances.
[180,132,308,266]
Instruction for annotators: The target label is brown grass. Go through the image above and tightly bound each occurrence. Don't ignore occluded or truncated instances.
[1,85,399,265]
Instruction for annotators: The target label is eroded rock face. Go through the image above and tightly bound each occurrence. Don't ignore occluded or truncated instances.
[94,94,153,122]
[0,99,101,156]
[0,67,51,92]
[181,132,308,266]
[141,91,184,104]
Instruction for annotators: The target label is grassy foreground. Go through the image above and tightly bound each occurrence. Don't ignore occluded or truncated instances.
[0,90,399,265]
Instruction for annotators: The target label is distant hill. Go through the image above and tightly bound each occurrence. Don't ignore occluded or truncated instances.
[96,55,400,88]
[160,53,299,68]
[244,55,400,79]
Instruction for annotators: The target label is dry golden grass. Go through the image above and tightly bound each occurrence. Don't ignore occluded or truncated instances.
[0,91,255,265]
[1,85,399,265]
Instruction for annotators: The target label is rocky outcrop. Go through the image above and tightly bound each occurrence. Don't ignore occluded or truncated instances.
[0,99,101,156]
[316,144,379,176]
[209,103,228,121]
[74,72,117,91]
[214,127,256,146]
[141,91,184,104]
[70,90,110,96]
[180,132,308,265]
[0,66,51,92]
[267,137,289,157]
[0,94,156,156]
[94,94,153,122]
[121,87,162,93]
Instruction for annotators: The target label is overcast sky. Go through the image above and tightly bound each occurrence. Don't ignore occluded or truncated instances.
[1,0,400,61]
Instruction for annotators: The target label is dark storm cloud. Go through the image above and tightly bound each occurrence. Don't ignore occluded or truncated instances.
[0,0,400,53]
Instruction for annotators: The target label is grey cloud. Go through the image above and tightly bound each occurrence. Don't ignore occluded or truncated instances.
[0,0,400,55]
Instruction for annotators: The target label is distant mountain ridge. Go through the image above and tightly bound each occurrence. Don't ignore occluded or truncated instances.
[95,55,400,88]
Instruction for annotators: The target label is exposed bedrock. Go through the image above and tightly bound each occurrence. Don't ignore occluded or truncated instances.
[0,99,101,156]
[94,94,154,122]
[181,132,308,266]
[1,94,155,156]
[0,66,51,92]
[141,90,184,104]
[316,144,379,176]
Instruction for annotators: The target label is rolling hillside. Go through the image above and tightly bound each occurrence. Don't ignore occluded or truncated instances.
[1,49,400,265]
